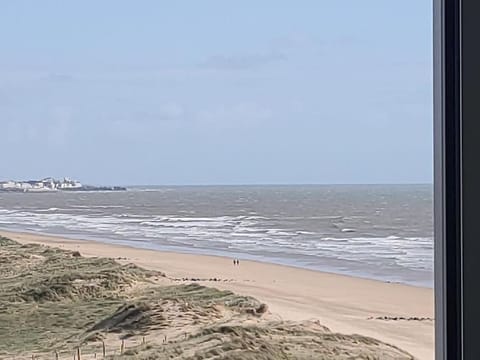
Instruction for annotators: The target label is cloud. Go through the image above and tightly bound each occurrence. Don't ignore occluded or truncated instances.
[46,107,72,147]
[271,34,318,50]
[104,103,187,139]
[102,102,272,141]
[195,103,272,128]
[3,108,71,148]
[118,102,187,124]
[44,73,75,83]
[4,121,24,144]
[0,88,11,106]
[199,51,287,70]
[156,103,185,120]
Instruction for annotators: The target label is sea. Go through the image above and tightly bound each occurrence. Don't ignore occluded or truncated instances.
[0,184,433,287]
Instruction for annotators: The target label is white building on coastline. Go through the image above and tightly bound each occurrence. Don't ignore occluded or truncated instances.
[0,178,82,191]
[0,181,17,189]
[58,177,82,189]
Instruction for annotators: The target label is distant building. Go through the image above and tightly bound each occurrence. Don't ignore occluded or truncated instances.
[41,178,56,189]
[21,183,33,189]
[4,181,18,189]
[0,181,16,189]
[59,177,82,189]
[0,177,124,192]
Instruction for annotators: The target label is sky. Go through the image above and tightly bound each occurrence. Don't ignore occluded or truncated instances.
[0,1,433,186]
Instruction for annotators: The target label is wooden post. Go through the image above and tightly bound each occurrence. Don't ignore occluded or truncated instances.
[55,350,59,360]
[121,339,125,354]
[142,336,145,345]
[77,347,81,360]
[102,341,106,358]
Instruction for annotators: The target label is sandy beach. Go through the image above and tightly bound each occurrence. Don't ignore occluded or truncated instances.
[0,230,434,359]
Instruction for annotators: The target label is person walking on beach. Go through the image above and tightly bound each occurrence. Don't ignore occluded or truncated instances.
[233,259,236,266]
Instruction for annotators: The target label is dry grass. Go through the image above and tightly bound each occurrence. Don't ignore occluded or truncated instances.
[108,322,414,360]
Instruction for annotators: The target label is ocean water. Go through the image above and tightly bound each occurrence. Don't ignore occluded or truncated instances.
[0,184,433,287]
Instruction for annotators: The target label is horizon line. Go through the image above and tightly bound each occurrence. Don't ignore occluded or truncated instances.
[0,178,434,187]
[122,182,434,187]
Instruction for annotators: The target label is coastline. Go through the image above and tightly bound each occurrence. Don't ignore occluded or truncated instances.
[0,225,433,288]
[0,229,434,359]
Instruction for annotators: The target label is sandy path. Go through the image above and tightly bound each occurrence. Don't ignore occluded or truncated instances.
[0,230,434,360]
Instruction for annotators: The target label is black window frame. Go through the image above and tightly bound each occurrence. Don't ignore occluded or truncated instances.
[434,0,480,358]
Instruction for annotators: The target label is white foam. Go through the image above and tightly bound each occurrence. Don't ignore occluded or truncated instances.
[0,207,434,277]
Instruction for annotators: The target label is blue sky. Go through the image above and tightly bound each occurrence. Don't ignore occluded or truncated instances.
[0,1,432,185]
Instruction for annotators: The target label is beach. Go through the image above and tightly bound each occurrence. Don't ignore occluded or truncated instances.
[0,230,434,360]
